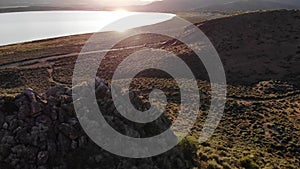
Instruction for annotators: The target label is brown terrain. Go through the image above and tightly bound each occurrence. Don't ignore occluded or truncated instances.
[0,9,299,168]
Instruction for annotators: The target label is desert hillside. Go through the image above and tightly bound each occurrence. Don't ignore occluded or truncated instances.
[0,10,299,168]
[198,9,300,87]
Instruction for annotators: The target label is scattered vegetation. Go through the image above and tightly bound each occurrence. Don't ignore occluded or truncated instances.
[178,136,199,159]
[239,157,259,169]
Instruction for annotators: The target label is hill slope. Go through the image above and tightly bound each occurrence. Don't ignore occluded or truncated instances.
[196,9,300,86]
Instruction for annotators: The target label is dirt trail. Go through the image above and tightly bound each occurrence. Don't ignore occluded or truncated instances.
[0,42,167,69]
[1,37,299,102]
[46,63,70,86]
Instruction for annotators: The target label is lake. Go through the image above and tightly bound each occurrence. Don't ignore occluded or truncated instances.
[0,11,175,46]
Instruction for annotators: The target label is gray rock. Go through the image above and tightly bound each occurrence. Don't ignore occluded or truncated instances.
[71,140,77,149]
[37,166,48,169]
[44,86,67,97]
[0,112,4,128]
[58,123,79,140]
[0,78,190,169]
[2,122,8,129]
[37,151,48,165]
[1,135,15,145]
[0,144,10,160]
[15,89,46,117]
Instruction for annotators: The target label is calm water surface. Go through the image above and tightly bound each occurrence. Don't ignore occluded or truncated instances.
[0,11,175,46]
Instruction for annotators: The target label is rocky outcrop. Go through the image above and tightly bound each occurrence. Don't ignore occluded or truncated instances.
[0,78,192,169]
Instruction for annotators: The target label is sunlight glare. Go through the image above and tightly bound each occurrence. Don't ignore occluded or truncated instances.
[114,9,129,14]
[112,9,132,32]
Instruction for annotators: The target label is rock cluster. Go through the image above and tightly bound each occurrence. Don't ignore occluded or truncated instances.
[0,78,191,169]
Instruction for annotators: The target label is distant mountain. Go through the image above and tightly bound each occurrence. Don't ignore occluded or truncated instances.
[197,0,297,12]
[129,0,234,11]
[0,0,98,7]
[131,0,300,12]
[271,0,300,7]
[138,0,214,11]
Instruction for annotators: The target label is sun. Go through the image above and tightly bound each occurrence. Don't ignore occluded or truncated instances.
[114,9,129,14]
[140,0,162,2]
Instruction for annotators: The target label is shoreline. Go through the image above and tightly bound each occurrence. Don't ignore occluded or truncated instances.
[0,5,108,13]
[0,33,93,48]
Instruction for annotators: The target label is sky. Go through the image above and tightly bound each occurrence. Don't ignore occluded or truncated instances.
[94,0,161,6]
[0,0,161,7]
